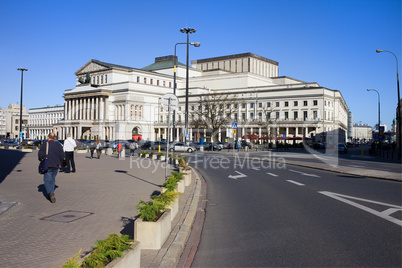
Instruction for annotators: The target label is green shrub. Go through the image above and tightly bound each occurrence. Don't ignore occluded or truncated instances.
[157,152,165,157]
[151,191,179,207]
[136,200,166,222]
[81,234,133,268]
[61,248,82,268]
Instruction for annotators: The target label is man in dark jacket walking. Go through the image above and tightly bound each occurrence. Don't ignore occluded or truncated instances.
[38,133,65,203]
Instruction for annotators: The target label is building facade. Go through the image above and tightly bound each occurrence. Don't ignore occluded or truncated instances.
[28,105,65,139]
[353,123,372,142]
[0,104,28,139]
[57,53,349,144]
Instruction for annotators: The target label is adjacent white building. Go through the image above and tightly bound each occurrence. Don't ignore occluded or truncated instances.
[28,105,65,139]
[353,123,372,141]
[0,104,28,139]
[56,53,349,143]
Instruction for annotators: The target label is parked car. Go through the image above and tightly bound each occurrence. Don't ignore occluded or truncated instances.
[214,142,224,151]
[151,141,167,150]
[169,142,196,153]
[335,143,348,154]
[21,139,34,146]
[189,142,201,150]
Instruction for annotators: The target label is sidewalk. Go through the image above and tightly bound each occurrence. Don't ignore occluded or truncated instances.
[0,148,200,267]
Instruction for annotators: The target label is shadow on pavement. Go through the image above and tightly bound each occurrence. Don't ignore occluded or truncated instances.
[114,170,162,187]
[0,150,28,185]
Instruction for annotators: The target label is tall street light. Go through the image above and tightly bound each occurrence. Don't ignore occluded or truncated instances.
[173,41,200,141]
[367,89,381,153]
[376,49,401,160]
[180,27,196,143]
[17,68,28,143]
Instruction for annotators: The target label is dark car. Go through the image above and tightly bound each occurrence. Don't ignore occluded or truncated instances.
[151,141,167,150]
[335,143,348,154]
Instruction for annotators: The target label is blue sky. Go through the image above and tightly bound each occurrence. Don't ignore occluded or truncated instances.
[0,0,400,129]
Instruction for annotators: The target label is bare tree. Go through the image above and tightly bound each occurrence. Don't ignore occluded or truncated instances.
[258,102,278,143]
[191,93,242,142]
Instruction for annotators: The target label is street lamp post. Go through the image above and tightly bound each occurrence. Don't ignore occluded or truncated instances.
[173,41,200,142]
[17,68,28,143]
[367,89,381,154]
[180,27,196,143]
[376,49,401,160]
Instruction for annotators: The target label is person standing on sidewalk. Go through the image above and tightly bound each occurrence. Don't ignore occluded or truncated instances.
[96,140,102,159]
[63,133,77,173]
[89,140,96,159]
[117,142,123,158]
[38,132,65,203]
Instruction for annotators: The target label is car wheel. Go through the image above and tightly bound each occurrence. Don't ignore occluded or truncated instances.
[169,148,174,152]
[187,148,193,153]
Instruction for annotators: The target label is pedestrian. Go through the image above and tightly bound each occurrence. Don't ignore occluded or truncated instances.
[63,133,77,173]
[129,141,138,156]
[117,142,123,158]
[38,132,65,203]
[89,140,96,159]
[96,140,102,159]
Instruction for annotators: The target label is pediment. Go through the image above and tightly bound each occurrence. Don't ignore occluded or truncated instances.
[75,60,111,75]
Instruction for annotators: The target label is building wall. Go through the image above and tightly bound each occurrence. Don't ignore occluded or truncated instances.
[28,105,64,139]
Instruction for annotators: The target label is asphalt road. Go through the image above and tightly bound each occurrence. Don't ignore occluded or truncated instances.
[187,155,402,267]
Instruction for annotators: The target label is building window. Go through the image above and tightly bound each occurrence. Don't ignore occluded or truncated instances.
[150,79,153,85]
[313,111,318,119]
[93,76,96,84]
[276,102,280,107]
[157,80,159,86]
[163,81,166,87]
[285,112,289,120]
[304,111,308,120]
[250,112,254,119]
[137,76,140,83]
[276,112,280,119]
[169,82,172,87]
[303,100,308,106]
[234,113,238,120]
[191,106,194,111]
[144,78,147,83]
[227,104,231,109]
[105,74,107,84]
[294,111,298,119]
[242,104,246,109]
[97,76,99,84]
[313,100,318,106]
[242,113,246,120]
[267,102,271,108]
[259,102,262,108]
[250,103,254,108]
[284,101,289,107]
[258,112,262,120]
[294,101,298,106]
[235,104,238,109]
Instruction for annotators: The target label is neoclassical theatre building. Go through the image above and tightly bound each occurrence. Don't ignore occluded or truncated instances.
[57,53,348,143]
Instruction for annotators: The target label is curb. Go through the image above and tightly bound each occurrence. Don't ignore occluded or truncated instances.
[157,168,202,267]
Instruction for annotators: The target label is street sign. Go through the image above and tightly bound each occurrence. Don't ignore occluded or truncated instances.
[161,93,179,111]
[232,129,237,134]
[231,123,237,129]
[283,134,286,139]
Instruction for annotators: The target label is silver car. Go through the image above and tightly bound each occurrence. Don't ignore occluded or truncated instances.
[169,142,196,153]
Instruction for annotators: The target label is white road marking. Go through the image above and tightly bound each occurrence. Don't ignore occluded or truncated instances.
[289,169,320,177]
[228,171,247,180]
[266,172,279,177]
[286,180,305,186]
[252,167,260,171]
[319,191,402,226]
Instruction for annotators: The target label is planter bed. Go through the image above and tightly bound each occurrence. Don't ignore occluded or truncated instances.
[134,209,172,250]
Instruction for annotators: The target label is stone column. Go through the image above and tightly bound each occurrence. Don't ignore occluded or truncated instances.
[91,98,94,120]
[295,127,299,137]
[100,97,104,121]
[95,97,99,120]
[68,100,71,120]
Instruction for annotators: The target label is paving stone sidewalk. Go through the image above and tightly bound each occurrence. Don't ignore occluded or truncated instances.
[0,148,188,267]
